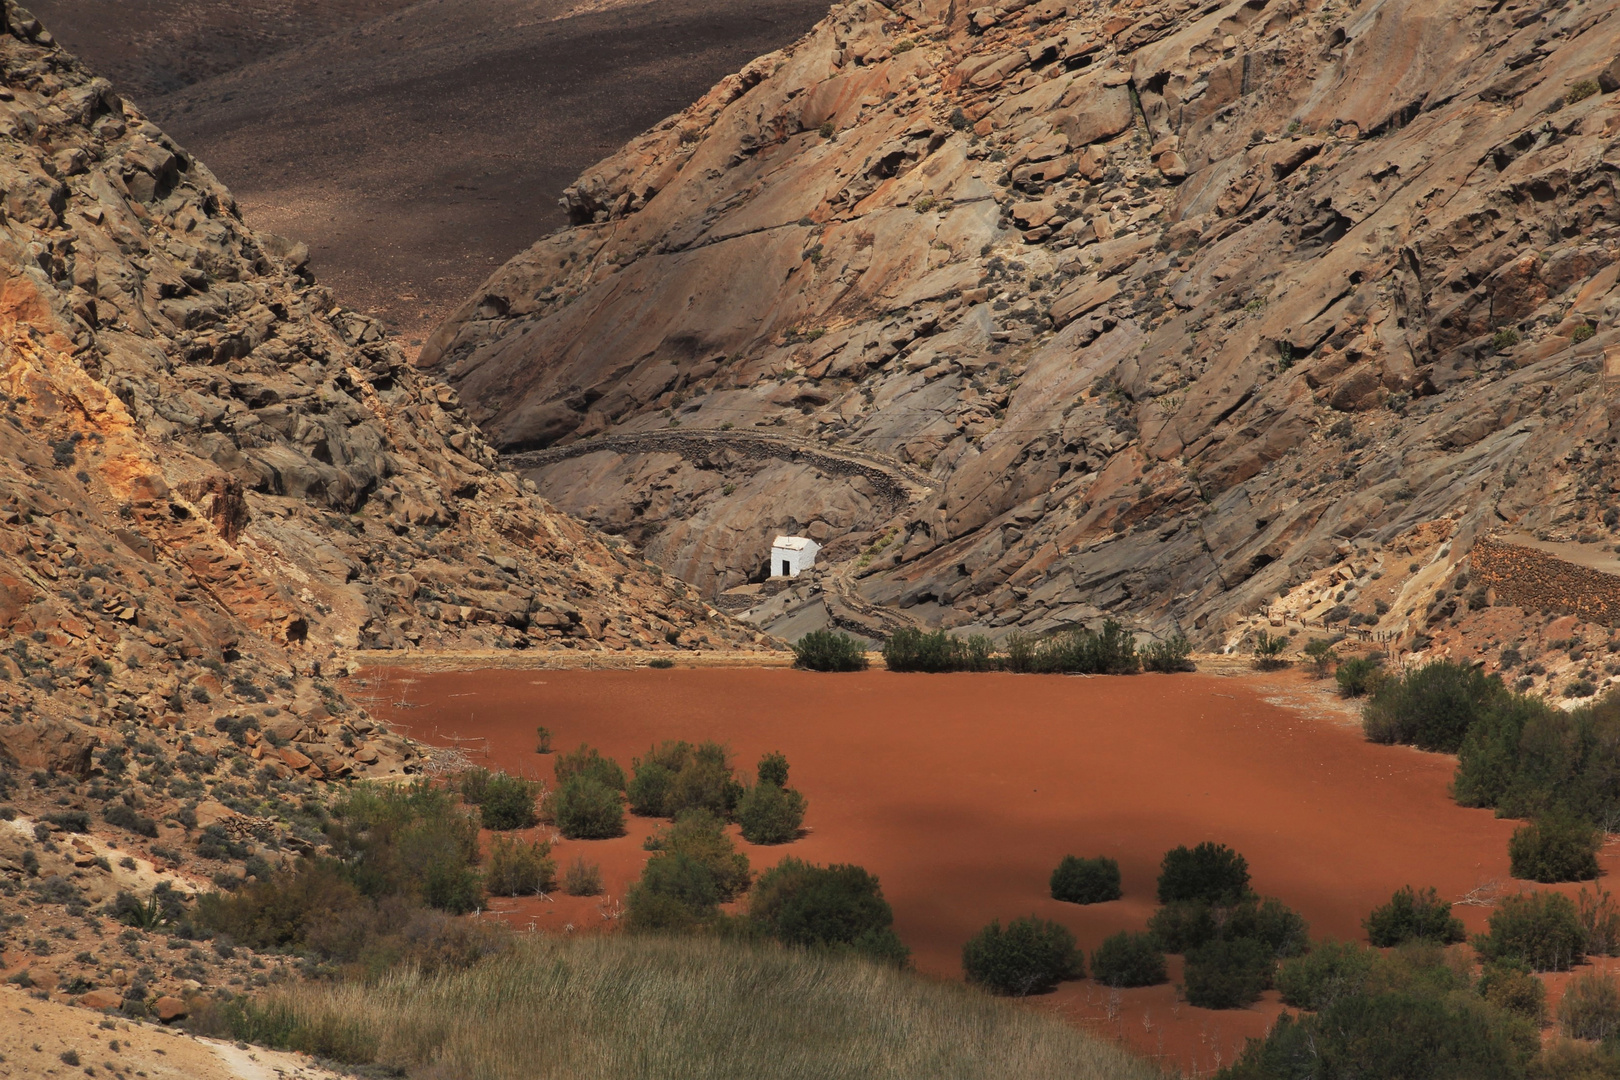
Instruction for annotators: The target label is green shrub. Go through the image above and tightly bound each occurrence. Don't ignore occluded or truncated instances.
[1567,79,1601,104]
[1363,886,1466,947]
[1303,638,1338,678]
[736,781,807,844]
[550,775,626,840]
[1221,991,1531,1079]
[562,857,603,897]
[1141,634,1194,673]
[1223,896,1310,958]
[626,740,742,819]
[1147,900,1218,953]
[1476,891,1585,971]
[1361,660,1505,752]
[962,916,1082,996]
[648,657,676,669]
[1252,631,1289,670]
[1477,958,1546,1024]
[1492,327,1521,351]
[535,726,552,754]
[1572,323,1597,343]
[1049,855,1122,904]
[1183,937,1272,1009]
[1157,842,1250,905]
[1578,886,1620,957]
[104,801,159,838]
[627,852,722,932]
[478,773,539,831]
[1275,939,1376,1010]
[1509,811,1600,883]
[646,810,750,900]
[792,630,869,672]
[757,752,790,788]
[457,767,493,805]
[1091,932,1166,988]
[554,744,627,793]
[484,835,555,896]
[1004,620,1139,675]
[1335,655,1382,698]
[749,858,909,964]
[1560,971,1620,1040]
[882,627,998,673]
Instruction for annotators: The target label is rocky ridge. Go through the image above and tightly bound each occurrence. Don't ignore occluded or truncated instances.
[0,0,764,1005]
[423,0,1620,650]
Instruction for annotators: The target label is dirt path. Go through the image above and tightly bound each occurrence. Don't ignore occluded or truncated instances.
[0,989,345,1080]
[363,666,1600,1074]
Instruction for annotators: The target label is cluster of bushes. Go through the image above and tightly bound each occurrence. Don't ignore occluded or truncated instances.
[195,782,512,977]
[882,627,998,673]
[1050,855,1121,905]
[791,630,869,672]
[1005,621,1142,675]
[810,621,1193,675]
[1222,880,1620,1078]
[549,744,630,840]
[457,767,540,831]
[627,743,807,845]
[626,823,910,967]
[1363,661,1620,883]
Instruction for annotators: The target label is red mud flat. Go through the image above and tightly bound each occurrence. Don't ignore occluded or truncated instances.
[357,667,1620,1075]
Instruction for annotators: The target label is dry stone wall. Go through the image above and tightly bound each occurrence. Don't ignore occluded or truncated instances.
[1473,537,1620,626]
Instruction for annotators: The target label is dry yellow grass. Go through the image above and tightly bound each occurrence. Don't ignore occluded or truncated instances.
[235,933,1165,1079]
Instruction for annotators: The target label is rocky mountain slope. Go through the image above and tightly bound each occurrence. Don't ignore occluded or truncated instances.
[0,0,760,751]
[421,0,1620,647]
[33,0,837,343]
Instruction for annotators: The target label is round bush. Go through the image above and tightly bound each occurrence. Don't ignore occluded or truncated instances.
[1560,971,1620,1040]
[1508,812,1600,883]
[1476,890,1585,971]
[1091,931,1166,988]
[478,773,538,831]
[550,775,626,840]
[1050,855,1122,905]
[736,781,807,845]
[749,858,907,964]
[1183,937,1272,1009]
[626,852,721,931]
[1156,842,1250,905]
[962,916,1082,996]
[1362,886,1465,947]
[553,744,627,792]
[1223,896,1310,958]
[1275,939,1376,1010]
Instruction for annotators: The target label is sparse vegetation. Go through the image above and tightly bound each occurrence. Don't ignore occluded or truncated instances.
[1568,78,1601,104]
[1141,634,1194,672]
[1004,620,1140,675]
[1303,638,1338,678]
[962,916,1083,996]
[791,630,870,672]
[563,857,604,897]
[1251,631,1289,670]
[485,835,555,897]
[1050,855,1122,905]
[1335,655,1382,697]
[1560,971,1620,1040]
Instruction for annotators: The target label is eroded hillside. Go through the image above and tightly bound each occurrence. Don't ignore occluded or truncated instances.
[0,0,761,750]
[422,0,1620,647]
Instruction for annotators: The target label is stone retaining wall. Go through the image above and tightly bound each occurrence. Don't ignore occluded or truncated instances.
[1472,537,1620,625]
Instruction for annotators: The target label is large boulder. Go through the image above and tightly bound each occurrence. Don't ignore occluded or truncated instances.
[0,719,97,778]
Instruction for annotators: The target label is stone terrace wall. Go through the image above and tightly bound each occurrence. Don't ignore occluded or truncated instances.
[1473,537,1620,625]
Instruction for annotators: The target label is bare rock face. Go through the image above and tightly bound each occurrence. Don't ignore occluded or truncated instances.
[0,1,764,749]
[423,0,1620,644]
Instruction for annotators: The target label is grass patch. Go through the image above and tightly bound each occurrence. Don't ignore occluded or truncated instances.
[220,933,1164,1079]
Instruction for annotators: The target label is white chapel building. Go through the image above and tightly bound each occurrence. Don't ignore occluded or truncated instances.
[770,535,820,578]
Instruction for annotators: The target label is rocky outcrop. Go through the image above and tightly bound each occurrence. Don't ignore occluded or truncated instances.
[422,0,1620,645]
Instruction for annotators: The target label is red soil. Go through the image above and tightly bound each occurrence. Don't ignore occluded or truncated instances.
[357,668,1618,1075]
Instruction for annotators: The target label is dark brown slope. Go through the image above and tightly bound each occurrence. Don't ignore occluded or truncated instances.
[34,0,834,342]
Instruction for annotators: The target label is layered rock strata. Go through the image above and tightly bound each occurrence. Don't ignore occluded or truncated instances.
[423,0,1620,645]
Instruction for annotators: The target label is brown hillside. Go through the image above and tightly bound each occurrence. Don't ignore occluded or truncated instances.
[420,0,1620,652]
[31,0,837,342]
[0,0,763,761]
